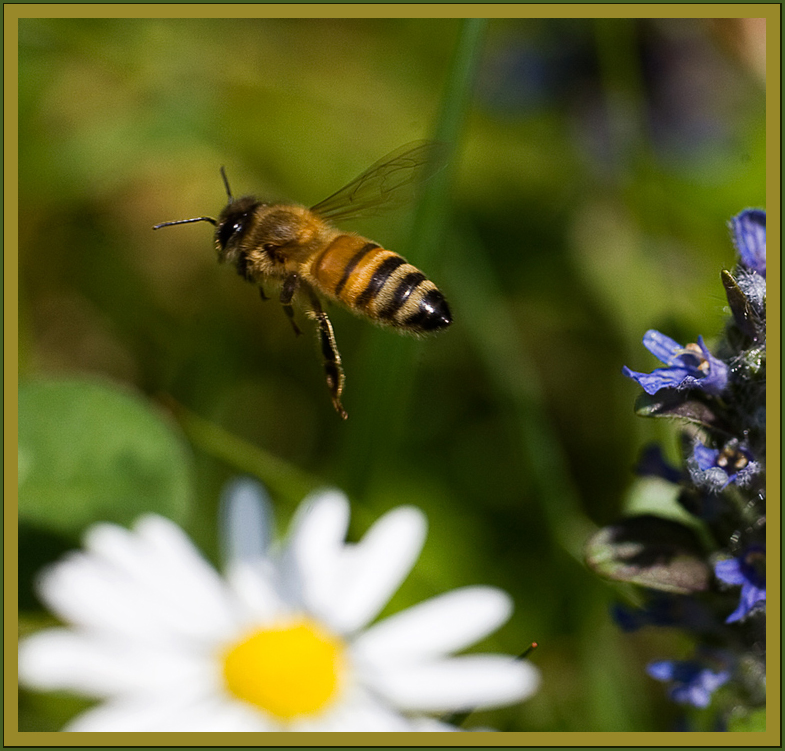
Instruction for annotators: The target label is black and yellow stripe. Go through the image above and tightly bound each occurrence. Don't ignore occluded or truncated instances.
[311,234,451,333]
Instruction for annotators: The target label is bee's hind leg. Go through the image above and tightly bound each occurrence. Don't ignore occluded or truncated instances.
[280,273,302,336]
[305,289,347,420]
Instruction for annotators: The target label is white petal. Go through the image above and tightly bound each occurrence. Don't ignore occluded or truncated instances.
[219,477,273,565]
[329,506,426,633]
[294,684,415,732]
[63,693,273,732]
[366,654,541,712]
[18,629,216,696]
[196,696,278,731]
[283,490,350,615]
[126,515,239,635]
[224,560,285,625]
[353,586,512,664]
[39,516,238,642]
[409,717,463,731]
[38,554,168,640]
[288,489,351,544]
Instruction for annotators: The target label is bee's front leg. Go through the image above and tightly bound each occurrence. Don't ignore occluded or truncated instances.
[305,288,347,420]
[280,273,302,336]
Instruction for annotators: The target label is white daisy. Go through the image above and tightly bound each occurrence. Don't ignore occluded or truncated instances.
[18,479,540,731]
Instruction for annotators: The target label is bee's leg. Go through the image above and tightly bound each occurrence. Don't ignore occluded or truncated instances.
[259,286,269,302]
[279,273,302,337]
[305,289,347,420]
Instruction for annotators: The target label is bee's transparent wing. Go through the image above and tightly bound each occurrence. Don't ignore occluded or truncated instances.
[310,140,447,222]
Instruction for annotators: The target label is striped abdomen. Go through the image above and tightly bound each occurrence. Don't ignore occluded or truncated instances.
[310,234,452,333]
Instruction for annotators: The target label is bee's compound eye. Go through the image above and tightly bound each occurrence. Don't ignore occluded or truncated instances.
[217,216,245,249]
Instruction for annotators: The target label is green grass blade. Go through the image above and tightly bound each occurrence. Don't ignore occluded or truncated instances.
[338,19,488,497]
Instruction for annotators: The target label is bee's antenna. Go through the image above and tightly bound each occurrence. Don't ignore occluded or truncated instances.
[152,216,218,230]
[153,167,233,230]
[220,166,233,202]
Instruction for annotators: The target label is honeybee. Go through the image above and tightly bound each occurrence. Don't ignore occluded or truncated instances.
[153,141,452,419]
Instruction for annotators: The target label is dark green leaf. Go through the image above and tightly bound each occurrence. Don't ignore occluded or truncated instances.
[634,390,721,429]
[585,514,711,594]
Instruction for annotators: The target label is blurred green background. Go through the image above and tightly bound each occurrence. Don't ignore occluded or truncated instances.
[17,16,766,732]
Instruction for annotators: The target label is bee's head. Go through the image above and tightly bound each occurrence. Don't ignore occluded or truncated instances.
[152,168,316,268]
[214,196,265,263]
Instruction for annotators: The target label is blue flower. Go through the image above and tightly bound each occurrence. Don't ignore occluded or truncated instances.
[690,439,758,490]
[714,545,766,623]
[622,330,728,396]
[730,209,766,277]
[647,656,731,708]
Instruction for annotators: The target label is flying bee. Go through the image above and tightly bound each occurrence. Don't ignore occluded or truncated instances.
[153,141,452,419]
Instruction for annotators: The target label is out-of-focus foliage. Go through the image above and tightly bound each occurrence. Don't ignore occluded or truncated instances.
[19,378,193,534]
[17,16,765,732]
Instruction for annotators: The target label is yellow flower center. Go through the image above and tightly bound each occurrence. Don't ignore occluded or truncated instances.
[221,618,346,720]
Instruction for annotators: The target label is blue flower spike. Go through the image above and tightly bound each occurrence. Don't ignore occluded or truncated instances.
[594,208,766,726]
[715,545,766,623]
[622,330,728,396]
[730,209,766,277]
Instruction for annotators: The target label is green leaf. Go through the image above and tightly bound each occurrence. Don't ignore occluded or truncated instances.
[18,377,193,534]
[585,514,711,594]
[634,390,722,429]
